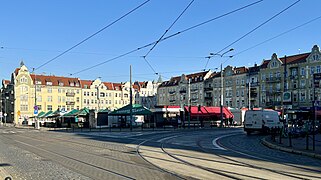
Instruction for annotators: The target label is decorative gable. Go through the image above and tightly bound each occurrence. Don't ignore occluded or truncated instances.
[268,53,282,69]
[307,45,321,63]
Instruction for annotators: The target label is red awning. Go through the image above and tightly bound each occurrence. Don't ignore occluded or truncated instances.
[184,106,234,119]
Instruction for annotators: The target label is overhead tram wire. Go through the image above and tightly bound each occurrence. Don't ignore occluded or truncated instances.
[232,15,321,57]
[142,0,195,75]
[143,0,195,58]
[71,0,263,76]
[34,0,150,71]
[204,0,301,70]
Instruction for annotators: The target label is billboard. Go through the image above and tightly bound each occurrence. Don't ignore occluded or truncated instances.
[283,92,291,102]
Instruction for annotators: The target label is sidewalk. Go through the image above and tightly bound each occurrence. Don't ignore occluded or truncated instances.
[262,133,321,160]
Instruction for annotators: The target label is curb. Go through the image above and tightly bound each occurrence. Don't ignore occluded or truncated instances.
[261,137,321,160]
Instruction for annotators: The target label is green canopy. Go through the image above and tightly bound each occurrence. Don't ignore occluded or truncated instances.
[109,104,152,116]
[76,107,90,116]
[37,111,46,118]
[43,110,53,118]
[63,109,79,117]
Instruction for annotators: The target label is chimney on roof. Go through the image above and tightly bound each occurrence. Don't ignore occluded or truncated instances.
[254,63,257,67]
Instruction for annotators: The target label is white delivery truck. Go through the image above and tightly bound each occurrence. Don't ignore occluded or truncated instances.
[244,110,282,135]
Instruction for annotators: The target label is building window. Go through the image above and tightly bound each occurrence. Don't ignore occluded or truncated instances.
[300,80,306,88]
[84,99,86,104]
[84,91,86,96]
[300,91,306,101]
[20,104,28,111]
[47,105,52,111]
[317,66,321,73]
[311,66,315,75]
[47,96,53,102]
[76,97,79,102]
[48,87,52,93]
[37,105,42,111]
[36,86,41,92]
[301,67,305,76]
[20,77,28,84]
[37,96,42,102]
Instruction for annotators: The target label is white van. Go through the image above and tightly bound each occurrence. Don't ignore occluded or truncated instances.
[244,110,282,134]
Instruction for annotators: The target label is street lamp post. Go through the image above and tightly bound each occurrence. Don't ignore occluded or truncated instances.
[209,48,234,128]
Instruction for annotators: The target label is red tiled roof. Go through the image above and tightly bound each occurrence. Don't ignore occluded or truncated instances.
[113,83,122,91]
[14,68,20,76]
[2,80,10,85]
[279,53,310,65]
[261,53,310,69]
[102,82,114,90]
[30,74,81,87]
[80,80,93,89]
[234,66,248,74]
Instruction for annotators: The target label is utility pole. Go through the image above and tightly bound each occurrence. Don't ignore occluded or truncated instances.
[248,80,251,110]
[220,63,224,127]
[33,68,39,129]
[282,56,287,121]
[188,78,191,129]
[129,65,133,131]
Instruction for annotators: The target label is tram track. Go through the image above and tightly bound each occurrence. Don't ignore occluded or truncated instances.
[1,131,184,180]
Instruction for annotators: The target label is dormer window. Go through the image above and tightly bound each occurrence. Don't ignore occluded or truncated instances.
[75,83,79,87]
[46,81,52,85]
[58,81,64,86]
[70,82,74,86]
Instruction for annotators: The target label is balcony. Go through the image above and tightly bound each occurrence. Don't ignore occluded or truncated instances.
[289,75,298,80]
[266,77,281,83]
[204,87,213,91]
[66,92,75,97]
[191,88,198,92]
[179,89,186,94]
[169,99,176,103]
[66,101,75,105]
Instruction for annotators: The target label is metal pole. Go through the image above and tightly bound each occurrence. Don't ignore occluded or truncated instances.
[188,78,191,129]
[248,81,251,109]
[4,97,7,126]
[220,63,224,127]
[313,82,316,151]
[130,65,133,131]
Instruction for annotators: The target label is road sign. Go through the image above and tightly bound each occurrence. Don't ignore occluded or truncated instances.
[4,113,7,117]
[34,106,38,110]
[34,109,38,115]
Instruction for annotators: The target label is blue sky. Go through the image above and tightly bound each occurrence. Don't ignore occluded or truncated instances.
[1,0,320,83]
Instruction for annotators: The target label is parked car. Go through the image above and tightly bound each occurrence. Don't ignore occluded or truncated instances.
[244,110,282,135]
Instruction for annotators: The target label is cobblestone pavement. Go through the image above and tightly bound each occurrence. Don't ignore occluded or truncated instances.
[1,126,321,179]
[0,128,91,180]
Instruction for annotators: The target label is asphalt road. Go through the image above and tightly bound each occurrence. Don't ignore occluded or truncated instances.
[1,127,321,179]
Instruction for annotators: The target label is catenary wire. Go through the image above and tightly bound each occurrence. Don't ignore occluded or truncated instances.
[143,0,194,58]
[142,0,194,74]
[232,15,321,57]
[204,0,301,70]
[71,0,262,75]
[34,0,150,71]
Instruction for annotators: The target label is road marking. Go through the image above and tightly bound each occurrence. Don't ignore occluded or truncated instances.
[212,137,227,150]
